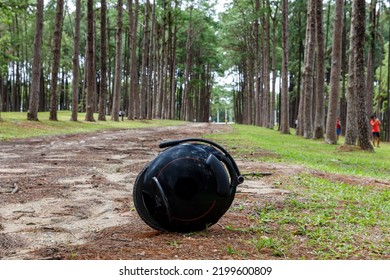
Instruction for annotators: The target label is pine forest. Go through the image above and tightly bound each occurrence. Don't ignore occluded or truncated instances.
[1,0,390,151]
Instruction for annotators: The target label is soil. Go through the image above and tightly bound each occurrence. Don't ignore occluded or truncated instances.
[0,123,381,260]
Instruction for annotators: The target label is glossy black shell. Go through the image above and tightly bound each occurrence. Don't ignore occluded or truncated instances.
[133,143,237,233]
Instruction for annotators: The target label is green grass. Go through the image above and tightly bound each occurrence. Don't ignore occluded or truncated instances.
[252,175,390,259]
[207,124,390,180]
[205,124,390,259]
[0,111,186,140]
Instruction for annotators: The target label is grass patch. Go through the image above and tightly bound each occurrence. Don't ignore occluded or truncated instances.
[206,124,390,259]
[207,124,390,180]
[0,111,186,140]
[251,175,390,259]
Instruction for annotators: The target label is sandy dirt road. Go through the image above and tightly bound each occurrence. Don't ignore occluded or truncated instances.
[0,123,291,260]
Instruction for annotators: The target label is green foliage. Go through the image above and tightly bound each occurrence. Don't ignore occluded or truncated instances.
[0,0,32,74]
[175,2,222,72]
[218,0,254,64]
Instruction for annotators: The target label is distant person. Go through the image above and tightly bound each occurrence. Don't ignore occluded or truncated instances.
[370,115,381,147]
[119,109,125,121]
[336,117,341,141]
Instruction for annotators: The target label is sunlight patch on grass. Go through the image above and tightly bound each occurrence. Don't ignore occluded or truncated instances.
[0,111,187,140]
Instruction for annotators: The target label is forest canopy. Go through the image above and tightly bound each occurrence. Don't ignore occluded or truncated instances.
[0,0,389,149]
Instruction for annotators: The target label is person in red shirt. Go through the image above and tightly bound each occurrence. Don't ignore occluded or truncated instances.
[370,115,381,147]
[336,117,341,141]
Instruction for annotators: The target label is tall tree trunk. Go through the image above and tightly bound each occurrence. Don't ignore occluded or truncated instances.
[27,0,44,121]
[247,54,254,125]
[345,3,358,145]
[295,19,304,136]
[241,61,248,125]
[140,0,150,119]
[162,18,170,120]
[23,12,30,112]
[49,0,64,121]
[157,2,166,119]
[85,0,95,121]
[92,16,98,114]
[168,1,178,120]
[122,33,129,115]
[147,0,156,120]
[353,0,373,151]
[313,0,325,139]
[254,0,260,126]
[302,0,316,139]
[339,0,348,136]
[153,21,160,119]
[39,68,45,111]
[107,19,112,115]
[71,0,81,121]
[270,3,279,129]
[280,0,290,134]
[365,0,376,118]
[98,0,107,121]
[65,74,69,109]
[111,0,123,122]
[181,6,193,121]
[13,15,22,112]
[325,0,344,144]
[263,0,271,128]
[127,0,139,120]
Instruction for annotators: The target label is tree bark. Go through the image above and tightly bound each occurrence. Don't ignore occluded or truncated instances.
[70,0,81,121]
[313,0,325,139]
[111,0,123,122]
[181,6,194,121]
[98,0,107,121]
[157,1,166,119]
[168,1,178,120]
[344,9,358,146]
[85,0,95,121]
[263,1,271,128]
[127,0,139,120]
[27,0,44,121]
[280,0,290,134]
[49,0,65,121]
[353,0,373,151]
[147,0,156,120]
[254,0,260,126]
[302,0,316,139]
[325,0,344,144]
[339,0,348,137]
[270,3,279,129]
[140,0,150,119]
[365,0,376,118]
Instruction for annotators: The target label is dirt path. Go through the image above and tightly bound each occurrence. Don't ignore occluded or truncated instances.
[0,123,292,260]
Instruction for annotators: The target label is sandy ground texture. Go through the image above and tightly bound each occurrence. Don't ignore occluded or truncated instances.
[0,123,299,260]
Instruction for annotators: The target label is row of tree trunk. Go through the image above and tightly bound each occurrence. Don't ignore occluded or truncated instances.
[2,0,390,147]
[22,0,214,123]
[231,0,388,150]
